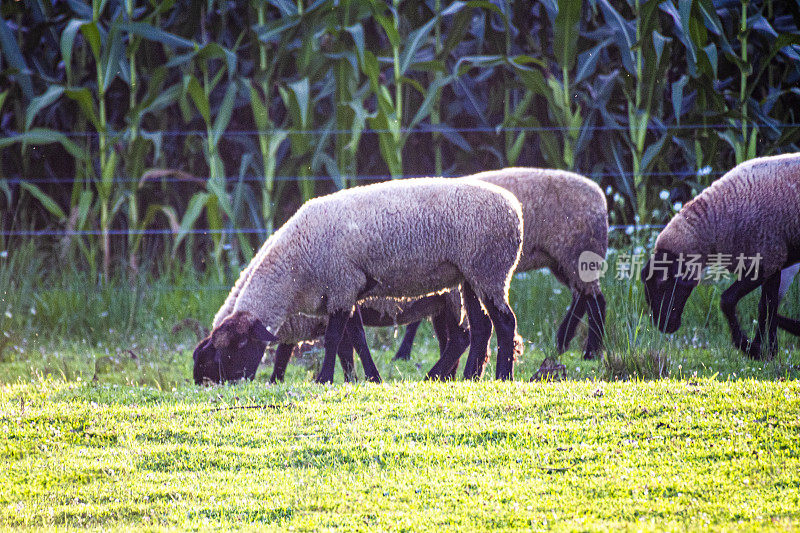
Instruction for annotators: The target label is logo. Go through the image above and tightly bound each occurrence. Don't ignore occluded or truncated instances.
[578,251,608,283]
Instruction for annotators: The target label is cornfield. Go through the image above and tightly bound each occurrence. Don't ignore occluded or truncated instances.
[1,0,799,281]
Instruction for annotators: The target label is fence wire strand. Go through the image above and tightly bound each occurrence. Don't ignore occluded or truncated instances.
[7,122,800,138]
[3,168,723,185]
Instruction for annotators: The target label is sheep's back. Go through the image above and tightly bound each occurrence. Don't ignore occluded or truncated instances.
[473,168,608,286]
[658,153,800,275]
[287,178,523,302]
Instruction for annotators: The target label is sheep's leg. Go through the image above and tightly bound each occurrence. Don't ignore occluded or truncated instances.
[444,359,459,380]
[483,297,518,381]
[393,321,421,361]
[752,273,781,359]
[427,298,475,380]
[337,332,357,383]
[269,343,294,383]
[461,284,493,380]
[720,278,763,356]
[426,325,470,380]
[444,319,471,380]
[317,310,349,383]
[777,314,800,336]
[432,313,450,357]
[584,292,606,360]
[556,293,587,354]
[346,309,382,383]
[425,342,461,380]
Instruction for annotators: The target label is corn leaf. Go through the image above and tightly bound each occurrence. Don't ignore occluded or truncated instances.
[554,0,581,72]
[210,82,238,148]
[20,182,66,220]
[25,86,65,131]
[0,13,34,100]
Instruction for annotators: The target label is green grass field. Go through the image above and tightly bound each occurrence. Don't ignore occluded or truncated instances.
[2,247,800,530]
[1,378,798,530]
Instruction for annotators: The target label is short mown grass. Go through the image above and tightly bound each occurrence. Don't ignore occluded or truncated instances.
[1,379,798,530]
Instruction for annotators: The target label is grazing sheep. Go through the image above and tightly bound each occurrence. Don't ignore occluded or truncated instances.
[193,178,524,384]
[641,153,800,359]
[405,168,609,380]
[194,291,464,385]
[195,239,466,385]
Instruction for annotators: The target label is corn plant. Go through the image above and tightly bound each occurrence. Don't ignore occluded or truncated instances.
[250,0,292,230]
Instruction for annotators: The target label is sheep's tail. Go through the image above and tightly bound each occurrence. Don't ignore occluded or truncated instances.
[212,262,254,328]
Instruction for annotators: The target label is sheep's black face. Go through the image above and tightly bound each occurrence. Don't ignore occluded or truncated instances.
[192,311,277,385]
[192,337,218,384]
[641,250,698,334]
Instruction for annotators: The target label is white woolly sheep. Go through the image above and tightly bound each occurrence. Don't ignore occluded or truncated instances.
[193,177,524,383]
[404,168,608,380]
[642,153,800,359]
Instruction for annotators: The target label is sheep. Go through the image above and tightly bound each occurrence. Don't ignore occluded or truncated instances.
[192,177,524,384]
[641,153,800,359]
[193,290,466,384]
[402,168,609,380]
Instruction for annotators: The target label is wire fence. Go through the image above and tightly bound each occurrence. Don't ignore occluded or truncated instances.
[8,122,800,137]
[3,168,723,185]
[4,119,789,239]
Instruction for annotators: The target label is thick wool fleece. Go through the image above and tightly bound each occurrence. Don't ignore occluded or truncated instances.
[656,153,800,277]
[472,167,608,295]
[214,178,523,336]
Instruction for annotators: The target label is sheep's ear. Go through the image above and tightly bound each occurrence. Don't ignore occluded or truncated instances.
[250,319,278,344]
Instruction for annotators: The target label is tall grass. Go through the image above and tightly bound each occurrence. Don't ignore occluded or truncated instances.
[5,231,798,384]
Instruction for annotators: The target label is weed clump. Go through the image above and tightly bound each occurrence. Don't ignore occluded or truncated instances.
[602,349,670,380]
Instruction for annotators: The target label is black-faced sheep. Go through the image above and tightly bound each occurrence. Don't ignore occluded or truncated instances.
[401,168,609,380]
[193,291,465,384]
[641,153,800,359]
[193,178,524,383]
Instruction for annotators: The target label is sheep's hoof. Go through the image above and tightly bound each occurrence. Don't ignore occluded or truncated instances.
[746,341,776,361]
[745,341,764,360]
[392,351,411,361]
[531,357,566,382]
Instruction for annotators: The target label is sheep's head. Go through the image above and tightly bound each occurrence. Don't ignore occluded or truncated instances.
[641,250,698,334]
[192,311,277,385]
